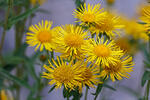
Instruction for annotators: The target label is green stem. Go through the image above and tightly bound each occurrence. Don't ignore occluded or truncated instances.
[146,80,150,100]
[46,50,50,59]
[146,35,150,100]
[51,50,54,60]
[67,94,70,100]
[84,86,88,100]
[0,1,11,54]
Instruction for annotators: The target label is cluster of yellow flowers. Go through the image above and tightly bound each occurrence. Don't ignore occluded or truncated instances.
[26,3,134,91]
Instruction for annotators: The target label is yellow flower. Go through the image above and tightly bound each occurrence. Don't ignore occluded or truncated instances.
[30,0,46,6]
[115,37,130,53]
[1,90,7,100]
[80,63,100,88]
[42,57,83,90]
[26,20,56,51]
[55,24,89,59]
[73,3,105,25]
[89,13,123,38]
[0,90,13,100]
[124,20,149,42]
[140,5,150,23]
[82,37,123,66]
[100,55,134,82]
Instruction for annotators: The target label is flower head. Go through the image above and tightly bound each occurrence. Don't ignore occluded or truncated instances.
[123,19,149,42]
[100,55,134,82]
[26,20,56,51]
[80,63,100,88]
[55,24,89,59]
[89,13,123,38]
[82,37,123,66]
[42,57,83,90]
[73,3,104,25]
[140,5,150,23]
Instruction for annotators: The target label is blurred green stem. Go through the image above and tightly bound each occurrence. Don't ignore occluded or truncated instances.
[0,1,11,55]
[84,86,88,100]
[46,50,50,59]
[146,36,150,100]
[51,50,54,60]
[146,80,150,100]
[67,95,70,100]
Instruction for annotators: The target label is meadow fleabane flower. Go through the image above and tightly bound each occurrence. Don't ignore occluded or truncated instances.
[100,55,134,82]
[82,37,123,66]
[42,57,83,90]
[140,5,150,24]
[55,24,89,59]
[79,63,100,90]
[73,3,105,25]
[89,13,123,38]
[26,20,56,51]
[123,19,149,42]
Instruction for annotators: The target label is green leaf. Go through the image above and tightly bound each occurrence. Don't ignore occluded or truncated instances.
[63,87,82,100]
[144,61,150,68]
[37,9,50,14]
[75,0,84,9]
[72,88,82,100]
[103,84,116,91]
[24,58,39,81]
[63,88,72,98]
[138,22,147,25]
[141,71,150,86]
[0,68,31,90]
[14,43,28,57]
[3,56,24,65]
[92,84,103,100]
[7,5,39,29]
[48,85,56,93]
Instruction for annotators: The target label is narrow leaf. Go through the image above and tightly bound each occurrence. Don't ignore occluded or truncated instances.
[0,68,31,90]
[141,71,150,86]
[103,84,116,91]
[48,85,56,93]
[7,6,39,29]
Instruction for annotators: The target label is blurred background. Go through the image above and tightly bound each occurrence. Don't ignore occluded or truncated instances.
[0,0,149,100]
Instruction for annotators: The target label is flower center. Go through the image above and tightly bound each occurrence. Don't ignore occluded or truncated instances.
[82,13,95,22]
[64,34,83,47]
[82,68,92,81]
[93,45,110,57]
[37,31,52,43]
[53,66,74,83]
[104,61,122,73]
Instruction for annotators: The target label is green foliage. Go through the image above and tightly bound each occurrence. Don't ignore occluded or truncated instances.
[75,0,84,9]
[48,85,56,93]
[63,87,82,100]
[103,84,117,91]
[7,6,39,29]
[141,71,150,87]
[0,68,31,90]
[93,83,103,100]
